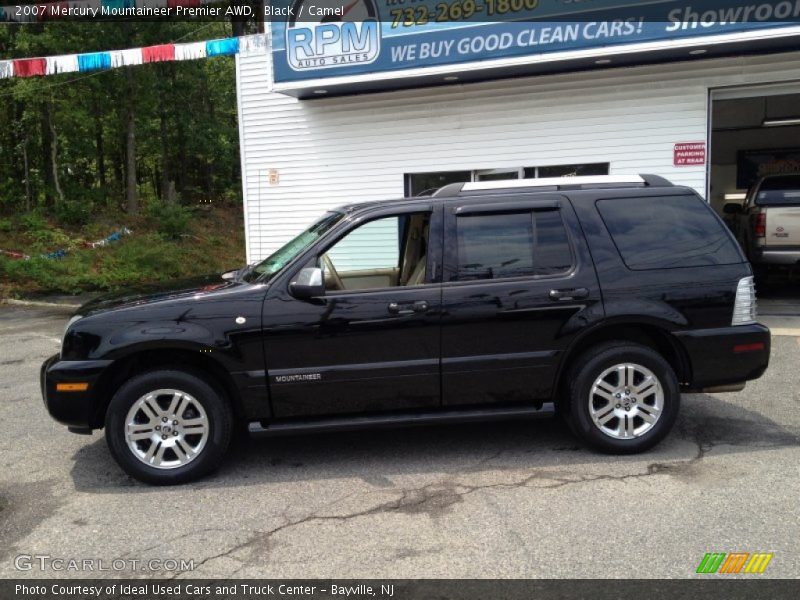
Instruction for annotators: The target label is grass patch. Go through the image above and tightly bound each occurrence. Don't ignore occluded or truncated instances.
[0,205,245,297]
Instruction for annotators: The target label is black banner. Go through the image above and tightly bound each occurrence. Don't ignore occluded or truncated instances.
[4,579,800,600]
[737,147,800,189]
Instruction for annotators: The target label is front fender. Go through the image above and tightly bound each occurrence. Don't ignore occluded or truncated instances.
[103,321,218,358]
[62,319,219,361]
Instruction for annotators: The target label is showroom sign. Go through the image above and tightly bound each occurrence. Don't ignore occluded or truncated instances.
[674,142,707,166]
[271,0,800,85]
[737,147,800,187]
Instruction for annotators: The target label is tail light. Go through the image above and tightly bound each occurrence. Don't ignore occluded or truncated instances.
[732,276,757,326]
[733,342,765,353]
[754,212,766,238]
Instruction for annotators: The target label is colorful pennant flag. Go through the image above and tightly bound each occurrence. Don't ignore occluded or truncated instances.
[174,41,206,61]
[46,55,80,75]
[142,43,175,63]
[206,37,239,57]
[239,34,267,54]
[77,51,112,72]
[14,58,47,77]
[110,48,144,68]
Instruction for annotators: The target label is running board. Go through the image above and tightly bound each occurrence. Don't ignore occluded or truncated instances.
[248,403,556,437]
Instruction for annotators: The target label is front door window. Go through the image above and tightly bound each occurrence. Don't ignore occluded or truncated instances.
[321,212,431,292]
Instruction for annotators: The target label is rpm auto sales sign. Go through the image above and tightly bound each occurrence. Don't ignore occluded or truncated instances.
[285,0,381,71]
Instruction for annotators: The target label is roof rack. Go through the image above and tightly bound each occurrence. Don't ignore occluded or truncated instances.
[433,174,673,197]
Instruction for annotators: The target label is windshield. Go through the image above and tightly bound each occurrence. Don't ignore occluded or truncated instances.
[243,212,344,282]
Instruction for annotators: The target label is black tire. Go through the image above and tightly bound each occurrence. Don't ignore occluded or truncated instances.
[565,342,680,454]
[105,369,233,485]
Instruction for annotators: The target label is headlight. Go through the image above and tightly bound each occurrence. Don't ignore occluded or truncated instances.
[63,314,83,342]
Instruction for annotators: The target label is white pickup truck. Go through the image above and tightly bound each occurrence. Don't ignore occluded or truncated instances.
[725,174,800,278]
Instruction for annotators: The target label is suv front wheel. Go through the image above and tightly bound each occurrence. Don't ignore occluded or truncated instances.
[105,369,233,485]
[565,342,680,453]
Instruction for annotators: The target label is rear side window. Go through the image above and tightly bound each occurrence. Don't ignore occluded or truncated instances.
[456,210,572,281]
[597,195,743,270]
[755,175,800,205]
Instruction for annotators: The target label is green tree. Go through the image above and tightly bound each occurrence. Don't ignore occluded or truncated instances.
[0,21,242,218]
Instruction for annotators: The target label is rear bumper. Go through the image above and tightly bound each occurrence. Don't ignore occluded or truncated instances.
[673,324,770,392]
[40,354,113,430]
[751,247,800,266]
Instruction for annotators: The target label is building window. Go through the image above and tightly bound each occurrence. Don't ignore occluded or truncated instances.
[406,163,609,196]
[474,168,525,181]
[524,163,610,178]
[406,171,471,197]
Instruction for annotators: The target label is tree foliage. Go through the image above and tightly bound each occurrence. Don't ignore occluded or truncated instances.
[0,22,241,217]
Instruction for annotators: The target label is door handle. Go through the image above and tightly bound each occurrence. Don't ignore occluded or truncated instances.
[387,302,413,315]
[412,300,429,313]
[549,288,590,301]
[388,301,429,315]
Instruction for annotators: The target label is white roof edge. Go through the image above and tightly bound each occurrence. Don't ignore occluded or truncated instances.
[462,175,645,191]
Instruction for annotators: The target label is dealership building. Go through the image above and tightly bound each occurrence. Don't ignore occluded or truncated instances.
[235,1,800,263]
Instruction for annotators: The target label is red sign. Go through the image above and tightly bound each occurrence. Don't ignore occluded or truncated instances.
[674,142,706,166]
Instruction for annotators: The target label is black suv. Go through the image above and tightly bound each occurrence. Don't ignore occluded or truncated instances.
[41,175,770,484]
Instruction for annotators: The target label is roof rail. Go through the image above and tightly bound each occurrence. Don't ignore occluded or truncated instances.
[432,182,465,197]
[639,174,673,187]
[433,174,674,197]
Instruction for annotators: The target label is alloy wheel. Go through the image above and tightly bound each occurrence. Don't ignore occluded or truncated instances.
[588,363,664,439]
[124,389,209,469]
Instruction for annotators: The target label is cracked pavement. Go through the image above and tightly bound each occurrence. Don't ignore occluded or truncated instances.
[0,304,799,579]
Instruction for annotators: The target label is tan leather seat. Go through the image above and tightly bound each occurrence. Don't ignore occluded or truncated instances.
[407,255,426,286]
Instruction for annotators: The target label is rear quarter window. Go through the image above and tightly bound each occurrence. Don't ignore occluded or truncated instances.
[596,195,743,270]
[755,175,800,205]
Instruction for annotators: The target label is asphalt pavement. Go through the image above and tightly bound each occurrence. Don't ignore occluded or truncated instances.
[0,304,798,579]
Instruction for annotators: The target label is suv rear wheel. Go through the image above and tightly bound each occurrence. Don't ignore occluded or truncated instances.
[565,342,680,453]
[105,369,233,485]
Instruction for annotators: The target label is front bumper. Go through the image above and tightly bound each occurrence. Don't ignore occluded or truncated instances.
[673,323,770,391]
[40,353,113,430]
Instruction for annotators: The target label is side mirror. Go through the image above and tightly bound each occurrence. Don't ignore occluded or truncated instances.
[289,267,325,299]
[723,203,743,215]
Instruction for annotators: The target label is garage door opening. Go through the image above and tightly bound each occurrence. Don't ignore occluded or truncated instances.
[710,85,800,324]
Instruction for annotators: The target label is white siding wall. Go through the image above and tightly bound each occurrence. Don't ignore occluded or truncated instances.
[237,47,800,262]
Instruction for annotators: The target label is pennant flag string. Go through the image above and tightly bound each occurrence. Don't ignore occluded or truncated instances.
[0,33,267,80]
